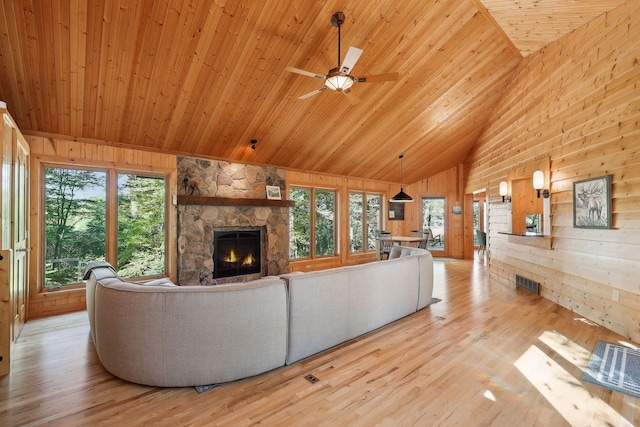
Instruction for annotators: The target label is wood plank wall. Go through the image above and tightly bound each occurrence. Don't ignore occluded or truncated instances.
[26,136,177,319]
[402,164,466,259]
[463,0,640,341]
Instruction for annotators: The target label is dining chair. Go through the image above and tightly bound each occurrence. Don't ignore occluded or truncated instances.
[476,229,486,254]
[424,228,442,247]
[378,231,394,260]
[418,237,428,249]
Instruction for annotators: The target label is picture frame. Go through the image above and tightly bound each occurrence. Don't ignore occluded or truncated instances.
[573,174,612,229]
[266,185,282,200]
[388,202,404,221]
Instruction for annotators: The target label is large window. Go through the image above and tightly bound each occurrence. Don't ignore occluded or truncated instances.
[349,192,382,253]
[43,166,167,288]
[289,187,337,259]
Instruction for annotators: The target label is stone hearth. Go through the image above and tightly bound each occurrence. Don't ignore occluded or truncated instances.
[177,157,289,286]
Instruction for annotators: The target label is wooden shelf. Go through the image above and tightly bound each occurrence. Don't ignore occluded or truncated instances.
[499,232,552,249]
[177,195,295,208]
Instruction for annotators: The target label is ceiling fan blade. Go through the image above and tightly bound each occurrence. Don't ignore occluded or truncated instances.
[286,67,325,80]
[339,46,363,74]
[298,87,327,99]
[357,72,399,83]
[342,88,361,105]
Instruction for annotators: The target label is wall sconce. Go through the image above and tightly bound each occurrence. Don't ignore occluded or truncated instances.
[499,181,511,203]
[533,170,549,198]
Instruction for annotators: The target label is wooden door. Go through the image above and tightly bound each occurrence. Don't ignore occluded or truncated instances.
[12,131,29,341]
[0,112,11,375]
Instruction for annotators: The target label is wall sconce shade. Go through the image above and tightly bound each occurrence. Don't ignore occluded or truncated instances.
[533,170,550,198]
[391,154,414,202]
[499,181,511,203]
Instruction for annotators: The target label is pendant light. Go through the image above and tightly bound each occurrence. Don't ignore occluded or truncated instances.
[391,154,414,202]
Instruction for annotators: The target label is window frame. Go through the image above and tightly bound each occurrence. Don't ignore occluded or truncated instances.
[289,185,338,260]
[39,162,172,291]
[348,191,383,254]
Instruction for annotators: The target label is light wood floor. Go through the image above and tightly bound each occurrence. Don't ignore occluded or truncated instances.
[1,258,639,426]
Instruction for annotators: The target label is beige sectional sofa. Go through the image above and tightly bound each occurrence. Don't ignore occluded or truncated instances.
[281,246,433,364]
[85,267,288,387]
[85,246,433,387]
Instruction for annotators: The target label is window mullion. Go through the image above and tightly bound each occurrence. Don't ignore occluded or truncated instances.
[106,169,118,266]
[310,189,316,258]
[362,193,367,252]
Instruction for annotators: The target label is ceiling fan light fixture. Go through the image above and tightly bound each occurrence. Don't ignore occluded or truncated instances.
[324,68,356,91]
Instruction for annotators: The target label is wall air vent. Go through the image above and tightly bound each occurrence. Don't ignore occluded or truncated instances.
[516,274,540,295]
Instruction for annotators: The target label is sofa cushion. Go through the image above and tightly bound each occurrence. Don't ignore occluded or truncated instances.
[281,270,350,364]
[346,256,420,339]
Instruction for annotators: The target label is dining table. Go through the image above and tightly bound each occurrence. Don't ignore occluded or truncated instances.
[388,236,423,245]
[376,235,424,259]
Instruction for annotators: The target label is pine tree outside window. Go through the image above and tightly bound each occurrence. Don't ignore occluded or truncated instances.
[43,166,168,288]
[289,187,337,260]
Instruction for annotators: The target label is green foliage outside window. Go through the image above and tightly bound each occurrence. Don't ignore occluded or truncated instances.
[422,197,446,249]
[44,167,167,287]
[314,190,335,256]
[366,194,381,250]
[349,193,381,253]
[44,168,107,287]
[349,193,364,252]
[289,188,311,259]
[289,187,336,259]
[117,174,166,277]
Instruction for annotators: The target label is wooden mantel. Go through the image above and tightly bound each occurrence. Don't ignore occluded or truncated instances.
[177,195,295,208]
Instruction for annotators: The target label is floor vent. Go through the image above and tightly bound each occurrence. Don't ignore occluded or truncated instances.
[516,274,540,295]
[304,374,320,384]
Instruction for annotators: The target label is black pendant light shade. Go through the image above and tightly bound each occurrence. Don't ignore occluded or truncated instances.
[391,187,413,202]
[391,154,414,202]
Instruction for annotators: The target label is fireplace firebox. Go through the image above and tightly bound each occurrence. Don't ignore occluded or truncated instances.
[213,229,261,279]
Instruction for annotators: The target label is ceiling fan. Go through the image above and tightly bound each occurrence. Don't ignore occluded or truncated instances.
[286,11,399,104]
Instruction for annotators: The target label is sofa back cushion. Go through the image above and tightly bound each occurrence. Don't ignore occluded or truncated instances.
[346,256,420,338]
[282,270,350,365]
[282,251,429,365]
[92,277,288,387]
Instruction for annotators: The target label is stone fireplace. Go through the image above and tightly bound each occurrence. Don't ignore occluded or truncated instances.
[177,157,290,286]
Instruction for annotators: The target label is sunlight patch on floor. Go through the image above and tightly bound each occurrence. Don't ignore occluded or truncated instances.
[574,317,599,327]
[483,390,496,402]
[538,330,592,370]
[515,345,633,426]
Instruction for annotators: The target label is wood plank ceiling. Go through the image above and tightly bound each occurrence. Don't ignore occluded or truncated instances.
[0,0,627,184]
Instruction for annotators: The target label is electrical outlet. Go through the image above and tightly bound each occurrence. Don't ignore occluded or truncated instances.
[612,290,620,302]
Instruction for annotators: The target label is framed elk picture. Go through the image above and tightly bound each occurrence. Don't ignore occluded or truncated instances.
[573,175,612,229]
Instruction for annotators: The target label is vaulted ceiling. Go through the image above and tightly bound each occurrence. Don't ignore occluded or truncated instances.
[0,0,627,184]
